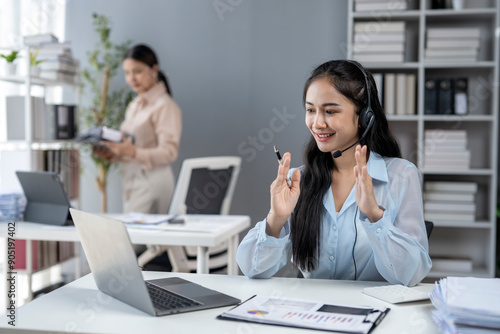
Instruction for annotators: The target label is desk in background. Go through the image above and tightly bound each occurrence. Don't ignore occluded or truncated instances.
[0,272,439,333]
[0,214,250,301]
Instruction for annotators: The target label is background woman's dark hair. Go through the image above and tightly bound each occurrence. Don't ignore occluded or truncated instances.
[290,59,401,272]
[123,44,172,96]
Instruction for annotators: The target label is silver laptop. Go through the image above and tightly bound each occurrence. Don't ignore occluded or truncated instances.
[69,208,240,316]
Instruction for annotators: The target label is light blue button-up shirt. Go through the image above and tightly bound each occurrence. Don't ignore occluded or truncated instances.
[237,152,432,286]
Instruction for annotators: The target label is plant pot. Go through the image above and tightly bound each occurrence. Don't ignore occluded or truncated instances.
[4,63,17,76]
[30,66,40,77]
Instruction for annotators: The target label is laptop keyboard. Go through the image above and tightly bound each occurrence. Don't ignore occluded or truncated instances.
[146,282,203,311]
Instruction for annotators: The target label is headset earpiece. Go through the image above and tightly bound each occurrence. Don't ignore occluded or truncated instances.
[358,106,374,131]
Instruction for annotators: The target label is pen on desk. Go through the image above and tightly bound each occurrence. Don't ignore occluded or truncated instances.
[273,145,292,188]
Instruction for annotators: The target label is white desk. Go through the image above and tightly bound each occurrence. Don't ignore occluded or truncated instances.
[0,215,250,300]
[0,272,440,334]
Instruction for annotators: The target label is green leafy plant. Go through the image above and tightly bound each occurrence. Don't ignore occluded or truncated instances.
[29,49,45,66]
[0,50,20,63]
[80,13,133,212]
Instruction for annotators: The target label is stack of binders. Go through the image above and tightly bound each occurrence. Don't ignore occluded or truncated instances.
[353,0,408,12]
[372,72,416,115]
[4,96,78,140]
[423,129,470,171]
[24,33,80,84]
[352,21,406,63]
[424,77,468,115]
[423,180,477,223]
[425,27,480,62]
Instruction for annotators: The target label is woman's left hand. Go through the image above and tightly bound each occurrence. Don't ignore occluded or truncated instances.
[101,134,136,159]
[354,145,383,223]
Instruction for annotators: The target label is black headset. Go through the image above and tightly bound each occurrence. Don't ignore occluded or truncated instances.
[332,60,375,159]
[346,59,375,133]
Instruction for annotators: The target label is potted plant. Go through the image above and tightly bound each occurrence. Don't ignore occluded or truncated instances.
[29,49,45,76]
[80,13,133,213]
[1,50,20,76]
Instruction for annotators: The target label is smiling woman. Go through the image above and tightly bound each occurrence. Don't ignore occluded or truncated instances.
[305,78,360,152]
[237,59,432,287]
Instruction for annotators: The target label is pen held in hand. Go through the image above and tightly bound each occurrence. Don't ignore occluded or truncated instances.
[273,145,292,188]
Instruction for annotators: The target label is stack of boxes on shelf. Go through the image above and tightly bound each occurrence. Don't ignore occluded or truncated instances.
[352,21,406,63]
[430,255,473,273]
[23,33,79,84]
[423,129,470,171]
[425,27,481,62]
[423,180,477,224]
[424,180,477,273]
[353,0,408,12]
[372,72,416,115]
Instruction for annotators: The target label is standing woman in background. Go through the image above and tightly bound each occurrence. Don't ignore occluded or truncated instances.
[98,44,182,214]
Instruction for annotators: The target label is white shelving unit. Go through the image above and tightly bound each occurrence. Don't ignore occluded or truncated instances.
[347,0,499,279]
[0,46,81,303]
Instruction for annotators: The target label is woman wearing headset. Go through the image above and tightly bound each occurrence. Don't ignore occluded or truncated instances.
[237,60,431,286]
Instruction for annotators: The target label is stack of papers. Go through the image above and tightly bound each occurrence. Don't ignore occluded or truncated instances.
[430,277,500,333]
[0,193,26,221]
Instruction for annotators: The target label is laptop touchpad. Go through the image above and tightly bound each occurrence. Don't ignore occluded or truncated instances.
[148,277,218,298]
[170,283,217,298]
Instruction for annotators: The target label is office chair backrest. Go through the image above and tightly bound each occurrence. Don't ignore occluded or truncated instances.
[168,156,242,215]
[425,220,434,239]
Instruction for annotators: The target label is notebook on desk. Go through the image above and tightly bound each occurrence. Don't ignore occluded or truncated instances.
[69,208,240,316]
[16,171,72,225]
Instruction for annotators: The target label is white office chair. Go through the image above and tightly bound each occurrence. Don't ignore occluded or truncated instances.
[137,156,241,273]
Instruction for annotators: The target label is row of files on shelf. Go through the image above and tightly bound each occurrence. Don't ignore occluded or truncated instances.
[353,21,483,63]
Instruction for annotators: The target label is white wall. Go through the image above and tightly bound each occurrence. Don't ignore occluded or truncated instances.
[66,0,348,226]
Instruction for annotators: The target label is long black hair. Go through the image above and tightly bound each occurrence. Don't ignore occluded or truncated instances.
[123,44,172,96]
[290,60,401,272]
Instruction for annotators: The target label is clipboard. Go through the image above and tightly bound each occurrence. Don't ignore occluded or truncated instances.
[217,295,389,333]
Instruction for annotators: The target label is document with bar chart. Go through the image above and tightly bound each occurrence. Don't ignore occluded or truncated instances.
[217,295,389,333]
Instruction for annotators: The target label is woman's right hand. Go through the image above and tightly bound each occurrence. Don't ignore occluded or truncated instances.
[266,152,301,238]
[92,146,115,161]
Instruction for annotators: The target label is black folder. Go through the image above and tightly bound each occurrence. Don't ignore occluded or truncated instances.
[53,104,77,139]
[438,78,454,115]
[424,78,438,114]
